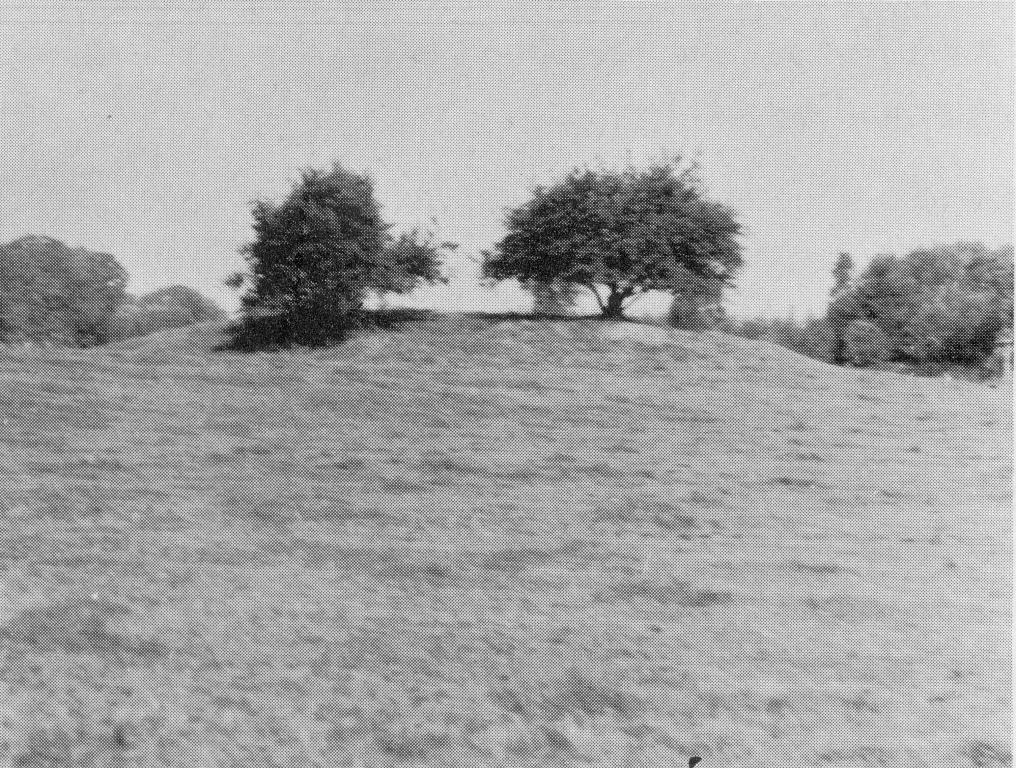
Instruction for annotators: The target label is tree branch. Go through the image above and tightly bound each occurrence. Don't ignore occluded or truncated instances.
[584,283,606,311]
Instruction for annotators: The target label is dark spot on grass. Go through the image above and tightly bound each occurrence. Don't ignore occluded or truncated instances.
[479,540,586,573]
[1,599,167,662]
[769,476,823,489]
[611,579,733,608]
[765,697,792,717]
[963,740,1012,766]
[840,694,879,713]
[369,721,451,762]
[301,504,405,526]
[379,477,433,493]
[542,726,576,753]
[786,560,851,575]
[652,512,699,531]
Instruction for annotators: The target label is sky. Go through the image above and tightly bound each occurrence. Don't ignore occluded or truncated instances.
[1,0,1012,318]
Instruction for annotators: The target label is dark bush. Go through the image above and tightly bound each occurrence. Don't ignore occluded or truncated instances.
[228,163,447,348]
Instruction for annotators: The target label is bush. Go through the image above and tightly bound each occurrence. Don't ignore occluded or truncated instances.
[826,242,1013,370]
[231,163,446,347]
[0,236,128,346]
[530,280,578,315]
[843,319,892,367]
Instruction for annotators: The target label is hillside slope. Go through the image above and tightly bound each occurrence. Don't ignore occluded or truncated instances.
[0,316,1010,767]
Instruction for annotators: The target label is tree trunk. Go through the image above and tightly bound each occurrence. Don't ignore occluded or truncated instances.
[601,291,626,319]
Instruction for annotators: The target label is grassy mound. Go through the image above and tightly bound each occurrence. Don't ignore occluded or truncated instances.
[0,315,1009,766]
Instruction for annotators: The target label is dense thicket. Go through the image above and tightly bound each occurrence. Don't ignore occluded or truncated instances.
[723,243,1012,375]
[0,235,128,346]
[827,243,1013,368]
[230,163,447,347]
[484,161,742,319]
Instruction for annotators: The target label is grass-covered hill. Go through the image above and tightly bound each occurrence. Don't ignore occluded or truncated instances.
[0,315,1010,767]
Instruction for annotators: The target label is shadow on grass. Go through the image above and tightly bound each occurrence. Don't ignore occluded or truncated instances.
[1,598,167,662]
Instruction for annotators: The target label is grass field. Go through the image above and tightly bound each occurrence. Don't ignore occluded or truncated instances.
[0,314,1010,767]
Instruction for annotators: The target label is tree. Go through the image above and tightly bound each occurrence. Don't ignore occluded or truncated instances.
[0,235,128,346]
[483,160,742,320]
[140,285,227,323]
[233,163,446,346]
[825,242,1013,370]
[830,252,854,295]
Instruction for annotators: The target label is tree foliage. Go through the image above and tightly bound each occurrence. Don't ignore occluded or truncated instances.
[0,235,128,346]
[825,242,1013,368]
[233,163,447,346]
[483,160,743,319]
[843,319,892,367]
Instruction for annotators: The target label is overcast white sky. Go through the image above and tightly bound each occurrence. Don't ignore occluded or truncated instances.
[1,1,1012,317]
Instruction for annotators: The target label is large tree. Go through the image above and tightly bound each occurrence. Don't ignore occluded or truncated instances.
[0,235,128,346]
[483,161,743,319]
[233,163,446,345]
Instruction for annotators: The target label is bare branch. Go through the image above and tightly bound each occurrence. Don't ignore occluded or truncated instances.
[584,283,606,310]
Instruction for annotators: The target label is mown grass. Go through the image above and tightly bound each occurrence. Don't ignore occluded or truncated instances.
[0,316,1010,767]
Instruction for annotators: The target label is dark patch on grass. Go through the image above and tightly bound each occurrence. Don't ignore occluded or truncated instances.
[683,490,724,507]
[605,442,640,454]
[378,477,432,494]
[653,511,699,531]
[301,504,405,526]
[765,697,792,717]
[786,560,852,575]
[784,452,826,462]
[594,497,698,530]
[13,723,139,768]
[542,726,578,754]
[610,579,733,607]
[839,694,879,713]
[769,476,825,489]
[490,670,646,725]
[1,598,167,662]
[542,669,647,721]
[221,493,293,529]
[378,558,461,589]
[368,721,451,762]
[479,540,586,573]
[963,740,1012,766]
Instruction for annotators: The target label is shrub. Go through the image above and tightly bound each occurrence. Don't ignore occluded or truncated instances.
[230,163,446,347]
[843,319,892,367]
[826,242,1013,370]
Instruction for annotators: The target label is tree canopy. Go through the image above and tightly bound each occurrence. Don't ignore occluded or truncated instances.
[483,161,742,319]
[233,163,447,346]
[0,235,128,346]
[826,242,1013,367]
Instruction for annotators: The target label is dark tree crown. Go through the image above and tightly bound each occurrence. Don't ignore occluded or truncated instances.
[484,160,742,318]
